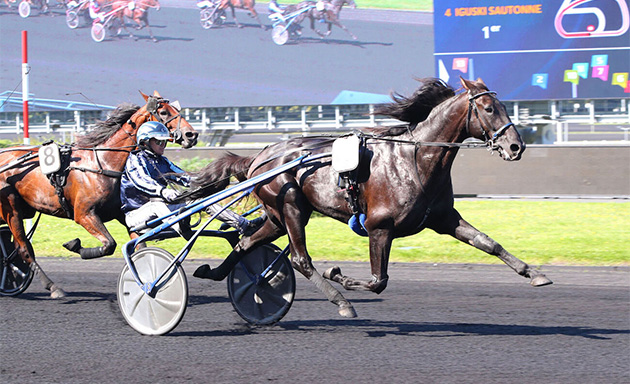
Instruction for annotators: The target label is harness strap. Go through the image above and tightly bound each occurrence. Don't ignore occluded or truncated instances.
[67,166,124,178]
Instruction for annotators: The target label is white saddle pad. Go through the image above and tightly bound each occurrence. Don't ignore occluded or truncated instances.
[332,134,360,173]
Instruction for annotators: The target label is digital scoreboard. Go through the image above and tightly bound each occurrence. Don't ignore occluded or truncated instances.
[433,0,630,100]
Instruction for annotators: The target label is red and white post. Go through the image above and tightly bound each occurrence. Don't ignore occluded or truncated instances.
[22,30,30,145]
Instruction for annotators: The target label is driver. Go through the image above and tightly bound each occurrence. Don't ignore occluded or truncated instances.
[121,121,260,238]
[268,0,284,15]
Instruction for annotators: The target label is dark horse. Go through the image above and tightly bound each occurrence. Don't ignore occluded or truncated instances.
[183,77,552,318]
[287,0,357,40]
[0,91,198,298]
[218,0,265,28]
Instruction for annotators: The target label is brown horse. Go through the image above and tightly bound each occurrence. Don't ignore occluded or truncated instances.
[183,78,552,318]
[0,91,198,298]
[287,0,357,40]
[218,0,264,28]
[110,0,161,41]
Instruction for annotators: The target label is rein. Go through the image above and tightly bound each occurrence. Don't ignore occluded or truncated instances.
[66,146,132,178]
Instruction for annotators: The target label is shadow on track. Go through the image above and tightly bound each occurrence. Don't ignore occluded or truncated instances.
[277,320,630,340]
[296,36,392,47]
[167,319,630,340]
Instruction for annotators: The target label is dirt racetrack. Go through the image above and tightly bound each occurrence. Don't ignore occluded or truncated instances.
[2,257,628,383]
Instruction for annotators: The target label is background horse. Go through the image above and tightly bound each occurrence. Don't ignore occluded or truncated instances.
[0,91,197,298]
[218,0,264,28]
[110,0,161,41]
[287,0,357,40]
[183,77,552,318]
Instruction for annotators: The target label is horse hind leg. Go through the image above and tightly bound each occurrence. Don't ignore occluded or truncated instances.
[247,6,265,29]
[31,261,67,299]
[304,262,357,318]
[281,201,357,318]
[4,217,66,298]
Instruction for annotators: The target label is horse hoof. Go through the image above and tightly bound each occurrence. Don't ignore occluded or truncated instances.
[50,286,67,299]
[323,266,341,280]
[338,304,357,318]
[63,238,82,254]
[531,274,553,287]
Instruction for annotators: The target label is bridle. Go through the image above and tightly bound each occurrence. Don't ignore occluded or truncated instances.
[144,96,185,144]
[466,90,515,150]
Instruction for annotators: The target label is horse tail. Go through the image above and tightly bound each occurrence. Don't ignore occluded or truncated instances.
[179,152,253,201]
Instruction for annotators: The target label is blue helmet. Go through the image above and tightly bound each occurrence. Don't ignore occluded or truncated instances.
[137,121,170,144]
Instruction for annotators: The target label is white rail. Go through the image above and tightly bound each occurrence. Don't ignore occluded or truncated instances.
[1,101,629,145]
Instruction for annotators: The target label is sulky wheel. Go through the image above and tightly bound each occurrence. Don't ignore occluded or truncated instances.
[227,244,295,325]
[66,10,79,29]
[0,226,34,297]
[199,8,213,29]
[271,24,289,45]
[212,9,226,26]
[91,22,106,42]
[117,247,188,336]
[18,0,31,18]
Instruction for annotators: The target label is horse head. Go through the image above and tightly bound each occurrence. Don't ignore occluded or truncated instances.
[460,77,525,161]
[139,90,198,149]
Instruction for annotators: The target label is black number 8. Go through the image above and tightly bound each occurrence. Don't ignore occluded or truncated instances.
[42,146,56,166]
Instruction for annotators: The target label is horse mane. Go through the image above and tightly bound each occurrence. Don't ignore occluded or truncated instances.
[364,78,456,137]
[75,103,140,147]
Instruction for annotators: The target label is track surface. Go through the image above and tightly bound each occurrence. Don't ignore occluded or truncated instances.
[2,257,629,383]
[0,3,434,107]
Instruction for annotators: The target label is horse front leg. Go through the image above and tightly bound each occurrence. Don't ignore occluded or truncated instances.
[229,6,242,28]
[437,211,552,286]
[323,226,392,294]
[143,21,157,42]
[62,213,117,260]
[137,13,157,42]
[330,19,356,40]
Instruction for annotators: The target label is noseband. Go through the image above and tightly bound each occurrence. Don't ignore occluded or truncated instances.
[466,90,514,150]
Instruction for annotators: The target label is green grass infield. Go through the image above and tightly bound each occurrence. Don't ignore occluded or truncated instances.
[29,200,629,266]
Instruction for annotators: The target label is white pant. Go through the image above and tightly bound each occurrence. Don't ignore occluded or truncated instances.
[125,201,187,234]
[125,201,246,235]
